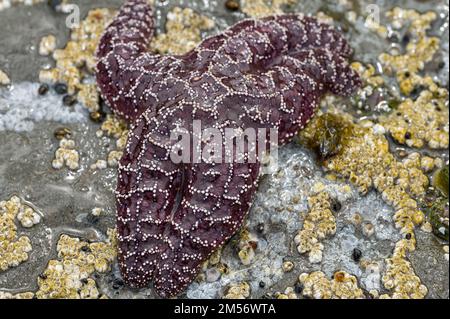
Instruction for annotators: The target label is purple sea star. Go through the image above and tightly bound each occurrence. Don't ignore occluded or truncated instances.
[96,0,361,298]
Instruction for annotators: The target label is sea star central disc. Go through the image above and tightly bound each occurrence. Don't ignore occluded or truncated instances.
[96,0,360,298]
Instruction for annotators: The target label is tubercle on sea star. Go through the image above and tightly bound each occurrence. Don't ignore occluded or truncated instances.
[96,0,360,298]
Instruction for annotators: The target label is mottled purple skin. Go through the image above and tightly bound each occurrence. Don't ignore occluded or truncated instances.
[96,0,360,298]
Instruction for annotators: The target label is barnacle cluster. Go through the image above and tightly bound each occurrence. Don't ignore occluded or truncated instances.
[16,204,41,228]
[39,34,57,56]
[150,7,215,55]
[379,90,449,149]
[298,271,365,299]
[294,192,336,264]
[223,282,251,299]
[90,159,108,171]
[77,84,101,113]
[39,8,117,109]
[379,8,440,96]
[98,115,128,139]
[357,14,447,296]
[349,62,392,113]
[96,115,128,168]
[209,248,223,267]
[207,249,225,282]
[274,287,298,299]
[0,229,117,299]
[351,62,385,89]
[373,8,449,149]
[52,138,80,171]
[379,239,428,299]
[195,247,225,284]
[33,229,116,299]
[237,229,258,266]
[300,111,436,298]
[0,196,38,272]
[302,111,434,199]
[240,0,297,18]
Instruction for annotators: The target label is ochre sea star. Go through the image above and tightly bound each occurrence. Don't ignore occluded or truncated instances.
[96,0,360,297]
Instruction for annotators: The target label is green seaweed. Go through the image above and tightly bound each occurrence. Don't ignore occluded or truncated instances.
[433,165,449,198]
[387,99,401,110]
[301,113,346,160]
[420,190,449,242]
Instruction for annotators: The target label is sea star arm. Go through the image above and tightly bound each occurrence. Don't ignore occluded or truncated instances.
[115,112,185,285]
[213,46,360,143]
[287,47,361,96]
[153,160,260,297]
[96,0,154,60]
[197,14,354,71]
[116,110,260,297]
[96,0,158,121]
[96,0,356,123]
